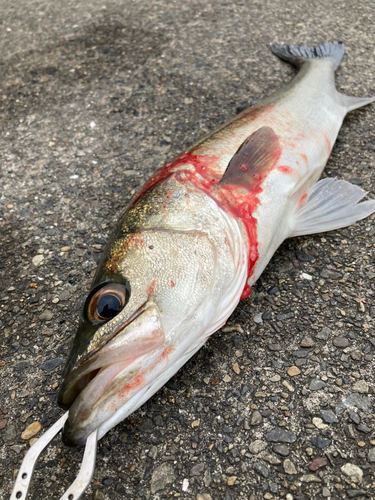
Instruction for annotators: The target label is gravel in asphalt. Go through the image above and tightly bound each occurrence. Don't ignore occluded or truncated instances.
[1,1,375,499]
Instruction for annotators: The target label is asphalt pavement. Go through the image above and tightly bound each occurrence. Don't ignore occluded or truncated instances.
[1,1,375,499]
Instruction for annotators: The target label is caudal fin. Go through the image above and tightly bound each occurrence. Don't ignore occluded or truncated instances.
[340,94,375,113]
[270,41,345,70]
[271,41,375,112]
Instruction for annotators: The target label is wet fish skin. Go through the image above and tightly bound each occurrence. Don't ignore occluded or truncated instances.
[58,41,375,446]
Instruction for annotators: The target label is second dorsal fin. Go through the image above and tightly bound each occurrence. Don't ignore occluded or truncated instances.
[220,126,281,188]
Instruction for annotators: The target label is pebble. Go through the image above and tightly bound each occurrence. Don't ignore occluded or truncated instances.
[312,417,328,430]
[3,423,17,443]
[221,324,244,334]
[32,255,44,266]
[93,490,104,500]
[293,349,309,358]
[191,419,200,428]
[309,379,326,391]
[253,462,269,478]
[190,463,204,476]
[232,363,240,375]
[263,454,281,465]
[309,457,327,471]
[296,250,312,261]
[150,463,175,493]
[320,410,338,424]
[40,358,63,372]
[333,337,349,348]
[346,490,368,499]
[283,459,297,475]
[300,336,314,347]
[102,478,114,486]
[203,470,211,487]
[223,375,231,383]
[270,374,280,382]
[21,421,41,440]
[268,343,281,351]
[196,494,212,500]
[352,380,369,394]
[336,393,371,414]
[41,328,53,336]
[287,366,300,377]
[60,246,70,252]
[357,423,371,433]
[265,428,296,443]
[115,484,126,495]
[182,479,189,491]
[349,410,360,425]
[253,313,263,324]
[249,439,267,454]
[316,327,330,340]
[341,463,363,483]
[322,487,330,497]
[250,410,262,426]
[39,310,54,321]
[273,444,289,456]
[0,419,7,429]
[311,436,331,449]
[227,476,237,486]
[368,448,375,462]
[300,474,321,483]
[282,380,294,392]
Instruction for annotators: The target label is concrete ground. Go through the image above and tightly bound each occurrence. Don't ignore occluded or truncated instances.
[1,1,375,499]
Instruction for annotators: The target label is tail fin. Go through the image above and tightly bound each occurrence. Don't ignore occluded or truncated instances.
[270,41,345,70]
[271,41,375,113]
[340,94,375,113]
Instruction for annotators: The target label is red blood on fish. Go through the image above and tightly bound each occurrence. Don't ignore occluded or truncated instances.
[147,279,157,296]
[278,165,292,174]
[130,124,282,299]
[119,374,144,399]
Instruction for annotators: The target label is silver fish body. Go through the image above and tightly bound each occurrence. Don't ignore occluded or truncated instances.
[58,41,375,446]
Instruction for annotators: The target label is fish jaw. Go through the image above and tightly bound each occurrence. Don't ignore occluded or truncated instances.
[60,304,165,446]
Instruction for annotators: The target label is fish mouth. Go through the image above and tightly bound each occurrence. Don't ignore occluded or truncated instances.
[58,303,165,446]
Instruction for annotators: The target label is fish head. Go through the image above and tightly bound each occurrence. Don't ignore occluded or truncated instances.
[57,192,228,446]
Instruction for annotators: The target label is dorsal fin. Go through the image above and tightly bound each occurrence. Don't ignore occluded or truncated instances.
[220,126,281,187]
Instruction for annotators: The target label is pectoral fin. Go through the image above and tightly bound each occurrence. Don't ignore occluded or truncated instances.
[220,126,281,188]
[290,178,375,237]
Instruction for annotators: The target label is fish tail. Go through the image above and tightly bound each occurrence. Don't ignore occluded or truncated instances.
[270,41,345,70]
[271,41,375,112]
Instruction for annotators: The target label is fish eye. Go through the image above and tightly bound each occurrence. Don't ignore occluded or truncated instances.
[86,283,128,323]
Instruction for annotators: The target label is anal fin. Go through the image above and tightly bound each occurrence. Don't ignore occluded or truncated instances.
[290,178,375,237]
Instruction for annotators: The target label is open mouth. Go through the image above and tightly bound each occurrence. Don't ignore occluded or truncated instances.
[58,304,165,410]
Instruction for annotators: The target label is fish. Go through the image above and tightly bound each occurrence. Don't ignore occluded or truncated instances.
[58,41,375,447]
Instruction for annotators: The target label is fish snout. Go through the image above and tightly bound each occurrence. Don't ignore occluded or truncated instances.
[62,418,86,447]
